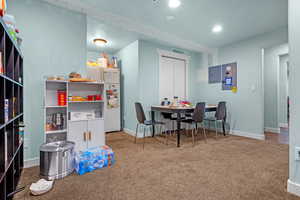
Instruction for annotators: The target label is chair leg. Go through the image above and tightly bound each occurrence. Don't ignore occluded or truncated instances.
[159,124,163,136]
[215,121,218,139]
[166,128,169,145]
[172,121,175,136]
[191,125,195,146]
[202,124,207,143]
[143,126,146,149]
[135,124,139,143]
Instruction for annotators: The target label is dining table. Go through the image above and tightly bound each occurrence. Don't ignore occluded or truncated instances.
[151,105,226,147]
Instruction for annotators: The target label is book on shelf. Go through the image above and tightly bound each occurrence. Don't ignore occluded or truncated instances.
[4,98,8,122]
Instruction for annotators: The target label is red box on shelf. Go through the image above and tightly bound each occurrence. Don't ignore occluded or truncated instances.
[87,95,95,101]
[95,95,102,101]
[57,90,66,106]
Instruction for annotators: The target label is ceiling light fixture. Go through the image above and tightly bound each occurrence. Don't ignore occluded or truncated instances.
[93,38,107,46]
[168,0,181,8]
[212,25,223,33]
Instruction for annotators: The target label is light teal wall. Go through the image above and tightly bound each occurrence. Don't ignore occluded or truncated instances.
[116,41,139,132]
[264,44,288,129]
[193,28,288,137]
[288,0,300,187]
[87,51,113,62]
[118,40,202,133]
[8,0,87,160]
[138,40,202,112]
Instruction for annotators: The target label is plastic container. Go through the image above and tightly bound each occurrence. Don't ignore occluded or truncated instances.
[75,145,115,175]
[40,141,75,180]
[57,90,66,106]
[97,58,108,68]
[86,65,105,83]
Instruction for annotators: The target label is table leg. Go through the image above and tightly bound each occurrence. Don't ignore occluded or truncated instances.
[151,111,155,137]
[177,112,181,147]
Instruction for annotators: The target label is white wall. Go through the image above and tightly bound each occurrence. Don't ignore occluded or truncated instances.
[8,0,87,160]
[264,43,288,131]
[287,0,300,196]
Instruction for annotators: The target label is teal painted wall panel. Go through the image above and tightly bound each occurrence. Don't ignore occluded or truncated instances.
[8,0,87,160]
[264,44,288,129]
[138,40,202,111]
[118,40,202,133]
[116,41,139,132]
[193,28,288,136]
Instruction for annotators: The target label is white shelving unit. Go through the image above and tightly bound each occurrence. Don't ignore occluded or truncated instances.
[44,80,105,152]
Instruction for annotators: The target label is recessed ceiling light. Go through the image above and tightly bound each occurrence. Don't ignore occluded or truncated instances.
[168,0,181,8]
[93,38,107,46]
[212,25,223,33]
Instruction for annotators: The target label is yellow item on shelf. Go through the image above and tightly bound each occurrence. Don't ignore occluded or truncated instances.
[70,96,86,102]
[87,61,101,67]
[231,86,238,93]
[69,78,95,82]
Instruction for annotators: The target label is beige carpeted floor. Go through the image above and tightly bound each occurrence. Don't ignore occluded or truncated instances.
[14,132,300,200]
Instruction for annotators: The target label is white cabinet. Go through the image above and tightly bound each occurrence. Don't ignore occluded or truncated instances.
[68,119,105,152]
[68,121,87,151]
[44,81,106,151]
[87,119,105,148]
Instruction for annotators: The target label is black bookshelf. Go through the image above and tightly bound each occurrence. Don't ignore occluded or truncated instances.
[0,17,24,200]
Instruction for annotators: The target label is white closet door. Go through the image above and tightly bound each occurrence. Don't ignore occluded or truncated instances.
[160,57,175,101]
[173,59,186,100]
[159,56,186,101]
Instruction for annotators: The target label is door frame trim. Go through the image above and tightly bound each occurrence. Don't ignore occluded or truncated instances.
[157,49,190,102]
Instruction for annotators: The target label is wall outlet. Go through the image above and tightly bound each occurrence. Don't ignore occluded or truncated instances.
[295,147,300,161]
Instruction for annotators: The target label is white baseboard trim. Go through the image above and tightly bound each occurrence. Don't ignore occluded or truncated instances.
[123,128,136,137]
[288,179,300,197]
[24,157,39,168]
[264,127,280,134]
[123,127,156,138]
[125,127,265,141]
[279,123,289,128]
[231,130,265,140]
